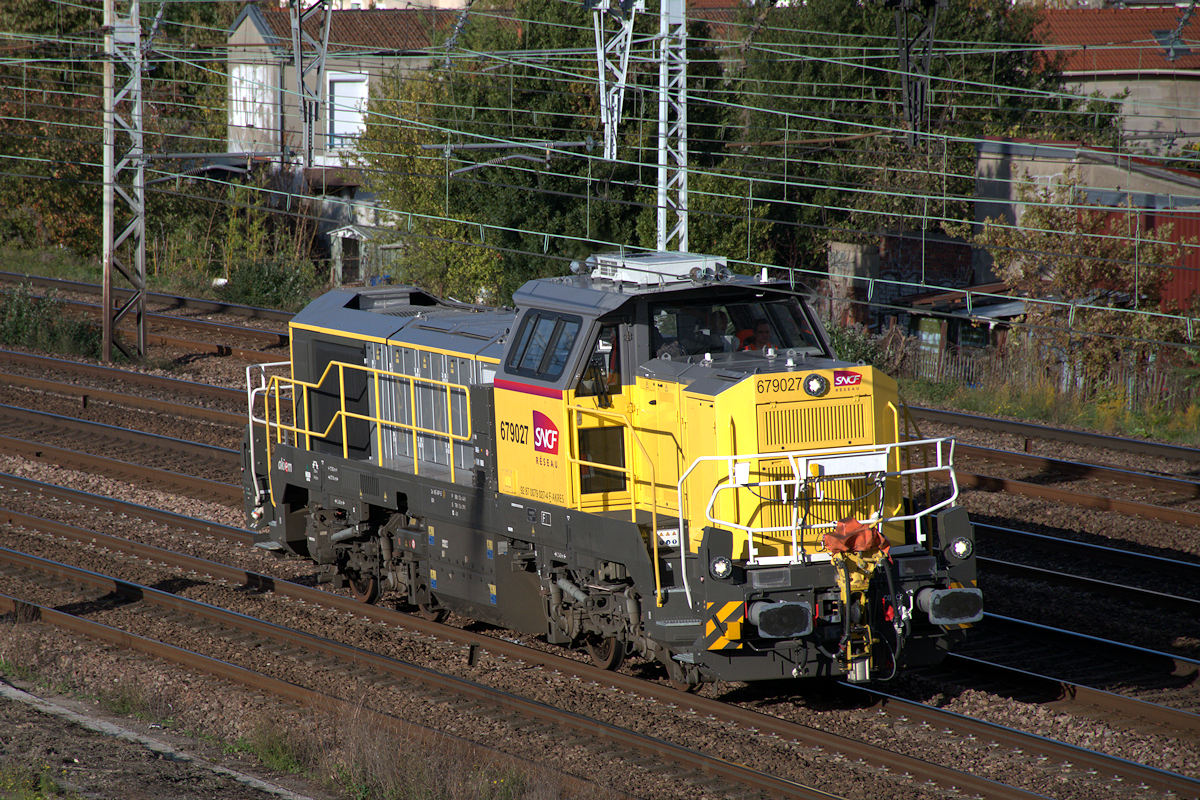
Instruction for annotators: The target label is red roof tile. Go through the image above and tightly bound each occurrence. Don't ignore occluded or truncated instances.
[255,8,461,54]
[1038,8,1200,73]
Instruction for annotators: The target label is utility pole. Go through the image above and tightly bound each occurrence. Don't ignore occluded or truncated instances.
[290,0,331,168]
[102,0,147,360]
[590,0,644,162]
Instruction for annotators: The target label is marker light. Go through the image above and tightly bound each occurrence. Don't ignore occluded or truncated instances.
[948,536,973,560]
[709,556,734,580]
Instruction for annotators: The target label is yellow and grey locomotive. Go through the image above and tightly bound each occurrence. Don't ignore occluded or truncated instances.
[243,252,981,686]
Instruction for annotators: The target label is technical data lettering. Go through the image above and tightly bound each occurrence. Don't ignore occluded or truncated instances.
[428,487,445,508]
[449,491,468,518]
[498,420,529,444]
[520,485,565,505]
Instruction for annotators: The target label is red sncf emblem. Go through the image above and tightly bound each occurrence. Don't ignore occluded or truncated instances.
[533,410,559,454]
[833,370,863,387]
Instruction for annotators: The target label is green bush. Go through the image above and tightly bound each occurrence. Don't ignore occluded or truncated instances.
[0,284,105,358]
[222,254,321,311]
[825,322,884,366]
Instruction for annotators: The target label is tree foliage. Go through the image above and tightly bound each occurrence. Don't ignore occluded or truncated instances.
[0,1,236,260]
[356,71,503,300]
[357,0,742,302]
[975,167,1193,373]
[735,0,1118,268]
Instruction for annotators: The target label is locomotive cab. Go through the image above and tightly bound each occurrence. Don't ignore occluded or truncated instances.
[243,252,981,686]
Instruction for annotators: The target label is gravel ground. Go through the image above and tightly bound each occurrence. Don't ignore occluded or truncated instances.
[0,339,1198,799]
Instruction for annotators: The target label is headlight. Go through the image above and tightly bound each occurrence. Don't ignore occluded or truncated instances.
[948,536,973,560]
[709,555,733,580]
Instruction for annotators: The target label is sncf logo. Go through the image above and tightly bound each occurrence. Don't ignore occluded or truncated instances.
[833,370,863,387]
[533,410,559,454]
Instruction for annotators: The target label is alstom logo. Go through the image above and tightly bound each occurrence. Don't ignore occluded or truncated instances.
[533,410,559,454]
[833,370,863,387]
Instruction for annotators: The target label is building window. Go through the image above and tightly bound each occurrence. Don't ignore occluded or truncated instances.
[230,62,273,131]
[328,73,368,148]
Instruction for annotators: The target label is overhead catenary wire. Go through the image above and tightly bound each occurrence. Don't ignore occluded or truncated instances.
[2,0,1198,339]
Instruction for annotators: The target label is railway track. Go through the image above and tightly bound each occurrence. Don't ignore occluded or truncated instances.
[8,498,1196,799]
[0,547,833,800]
[3,278,1200,796]
[910,405,1200,465]
[0,403,240,503]
[0,270,293,324]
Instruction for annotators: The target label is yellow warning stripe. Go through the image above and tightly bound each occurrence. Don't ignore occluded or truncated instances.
[704,601,744,651]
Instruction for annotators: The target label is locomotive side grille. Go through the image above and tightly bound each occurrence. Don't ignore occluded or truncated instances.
[360,473,380,497]
[759,398,869,450]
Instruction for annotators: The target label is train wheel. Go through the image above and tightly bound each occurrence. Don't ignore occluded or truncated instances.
[585,635,624,671]
[665,657,701,692]
[348,573,379,604]
[416,601,447,623]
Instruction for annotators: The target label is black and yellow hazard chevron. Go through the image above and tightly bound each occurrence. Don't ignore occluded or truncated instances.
[704,601,745,650]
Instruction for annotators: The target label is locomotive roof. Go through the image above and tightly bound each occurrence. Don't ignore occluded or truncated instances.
[290,286,513,360]
[512,272,778,319]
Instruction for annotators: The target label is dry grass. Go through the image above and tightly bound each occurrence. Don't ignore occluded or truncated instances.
[0,624,604,800]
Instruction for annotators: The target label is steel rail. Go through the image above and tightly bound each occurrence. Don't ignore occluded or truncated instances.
[957,443,1200,499]
[7,472,1190,753]
[910,406,1200,464]
[0,506,1100,799]
[0,348,244,404]
[0,547,841,800]
[0,402,237,463]
[0,435,240,505]
[0,370,244,427]
[980,555,1200,612]
[943,653,1200,736]
[983,612,1200,672]
[63,297,290,348]
[0,471,248,542]
[958,471,1200,527]
[976,521,1200,571]
[0,271,294,323]
[846,682,1200,799]
[0,592,613,800]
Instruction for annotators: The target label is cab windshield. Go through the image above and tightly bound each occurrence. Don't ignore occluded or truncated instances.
[648,294,827,359]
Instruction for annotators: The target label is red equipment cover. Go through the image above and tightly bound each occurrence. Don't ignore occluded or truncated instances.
[823,518,889,554]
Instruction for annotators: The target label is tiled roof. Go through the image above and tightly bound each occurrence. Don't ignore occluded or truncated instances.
[1038,8,1200,73]
[253,8,461,54]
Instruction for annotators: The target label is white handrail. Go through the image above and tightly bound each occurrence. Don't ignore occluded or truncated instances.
[245,362,291,504]
[677,437,959,606]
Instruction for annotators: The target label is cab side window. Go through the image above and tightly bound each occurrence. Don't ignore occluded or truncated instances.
[506,311,581,381]
[576,323,623,398]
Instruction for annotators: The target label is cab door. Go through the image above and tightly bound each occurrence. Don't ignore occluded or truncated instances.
[567,320,631,512]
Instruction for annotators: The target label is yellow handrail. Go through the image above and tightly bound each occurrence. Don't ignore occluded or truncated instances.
[564,403,664,605]
[260,359,474,503]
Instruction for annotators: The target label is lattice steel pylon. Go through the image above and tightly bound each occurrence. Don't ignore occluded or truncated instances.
[656,0,686,251]
[588,0,687,251]
[889,0,945,145]
[590,0,644,161]
[290,0,331,168]
[102,0,146,361]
